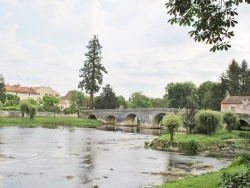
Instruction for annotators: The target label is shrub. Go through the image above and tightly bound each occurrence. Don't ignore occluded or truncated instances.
[162,114,183,146]
[195,110,223,134]
[221,152,250,187]
[29,105,37,119]
[186,139,199,154]
[223,112,240,132]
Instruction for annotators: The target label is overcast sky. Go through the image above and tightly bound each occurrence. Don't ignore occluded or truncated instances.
[1,0,250,99]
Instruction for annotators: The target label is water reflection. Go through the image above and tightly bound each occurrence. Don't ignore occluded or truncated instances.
[0,127,231,188]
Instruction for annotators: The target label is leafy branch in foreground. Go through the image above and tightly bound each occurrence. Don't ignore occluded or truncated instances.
[165,0,250,52]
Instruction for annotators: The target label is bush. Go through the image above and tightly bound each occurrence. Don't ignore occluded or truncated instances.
[195,110,223,134]
[186,139,199,154]
[223,112,239,132]
[29,105,37,119]
[221,152,250,187]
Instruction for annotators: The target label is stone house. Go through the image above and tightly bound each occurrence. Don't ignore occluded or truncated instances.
[59,91,72,110]
[221,96,250,114]
[5,84,39,101]
[32,86,60,100]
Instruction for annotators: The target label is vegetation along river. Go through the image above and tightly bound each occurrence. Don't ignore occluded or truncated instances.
[0,126,231,188]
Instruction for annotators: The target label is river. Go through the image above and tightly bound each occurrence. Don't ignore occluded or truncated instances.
[0,126,231,188]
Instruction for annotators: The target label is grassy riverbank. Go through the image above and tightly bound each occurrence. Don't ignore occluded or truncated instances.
[156,157,247,188]
[150,130,244,152]
[0,117,102,128]
[151,130,250,188]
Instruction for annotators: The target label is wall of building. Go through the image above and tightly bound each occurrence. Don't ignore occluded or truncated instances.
[6,91,39,101]
[221,103,250,114]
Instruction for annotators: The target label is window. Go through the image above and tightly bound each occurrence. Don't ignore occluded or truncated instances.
[242,98,248,111]
[231,106,236,112]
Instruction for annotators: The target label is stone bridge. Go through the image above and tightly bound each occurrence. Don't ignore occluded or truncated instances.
[238,113,250,127]
[79,108,180,128]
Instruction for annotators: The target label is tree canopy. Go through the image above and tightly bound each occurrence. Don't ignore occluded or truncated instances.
[128,92,152,108]
[221,59,250,95]
[94,84,119,109]
[165,81,198,109]
[78,35,108,109]
[165,0,250,51]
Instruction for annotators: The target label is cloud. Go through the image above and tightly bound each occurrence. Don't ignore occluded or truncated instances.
[1,0,250,100]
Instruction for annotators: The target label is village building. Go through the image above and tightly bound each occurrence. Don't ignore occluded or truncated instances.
[221,96,250,114]
[5,84,39,101]
[32,86,60,100]
[59,91,72,110]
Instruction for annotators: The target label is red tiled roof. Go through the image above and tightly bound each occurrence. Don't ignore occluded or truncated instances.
[221,96,250,104]
[5,85,39,95]
[60,99,67,105]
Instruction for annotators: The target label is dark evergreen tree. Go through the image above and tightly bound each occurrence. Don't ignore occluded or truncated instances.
[165,0,250,51]
[221,59,250,96]
[239,60,250,95]
[210,82,228,111]
[94,84,118,109]
[225,59,241,95]
[0,74,6,104]
[78,35,108,109]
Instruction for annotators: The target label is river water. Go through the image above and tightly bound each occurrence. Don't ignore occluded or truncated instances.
[0,126,231,188]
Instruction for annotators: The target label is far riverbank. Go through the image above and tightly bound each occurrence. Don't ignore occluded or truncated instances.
[0,117,102,128]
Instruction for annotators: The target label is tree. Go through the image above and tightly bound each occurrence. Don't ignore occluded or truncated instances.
[195,110,223,134]
[182,107,197,134]
[0,74,6,104]
[162,114,183,146]
[197,81,216,109]
[223,111,240,132]
[210,82,227,111]
[20,101,30,117]
[78,35,108,109]
[221,59,250,96]
[239,60,250,95]
[19,100,37,119]
[117,95,128,109]
[43,95,60,113]
[165,82,198,109]
[128,92,152,108]
[5,94,19,107]
[94,84,119,109]
[69,90,85,107]
[165,0,250,52]
[150,97,169,108]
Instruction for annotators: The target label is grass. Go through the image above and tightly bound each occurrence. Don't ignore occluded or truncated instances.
[154,130,245,151]
[153,130,250,187]
[155,157,247,188]
[0,117,102,128]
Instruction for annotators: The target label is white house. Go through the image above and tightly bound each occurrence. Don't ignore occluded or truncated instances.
[5,84,39,101]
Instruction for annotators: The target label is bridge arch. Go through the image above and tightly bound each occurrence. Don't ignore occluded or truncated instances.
[88,114,97,120]
[152,113,166,128]
[239,119,250,130]
[106,115,116,124]
[124,113,138,125]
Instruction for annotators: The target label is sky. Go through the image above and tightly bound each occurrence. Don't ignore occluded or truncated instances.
[1,0,250,100]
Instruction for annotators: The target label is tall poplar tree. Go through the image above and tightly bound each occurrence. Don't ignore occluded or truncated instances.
[78,35,108,109]
[0,74,6,104]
